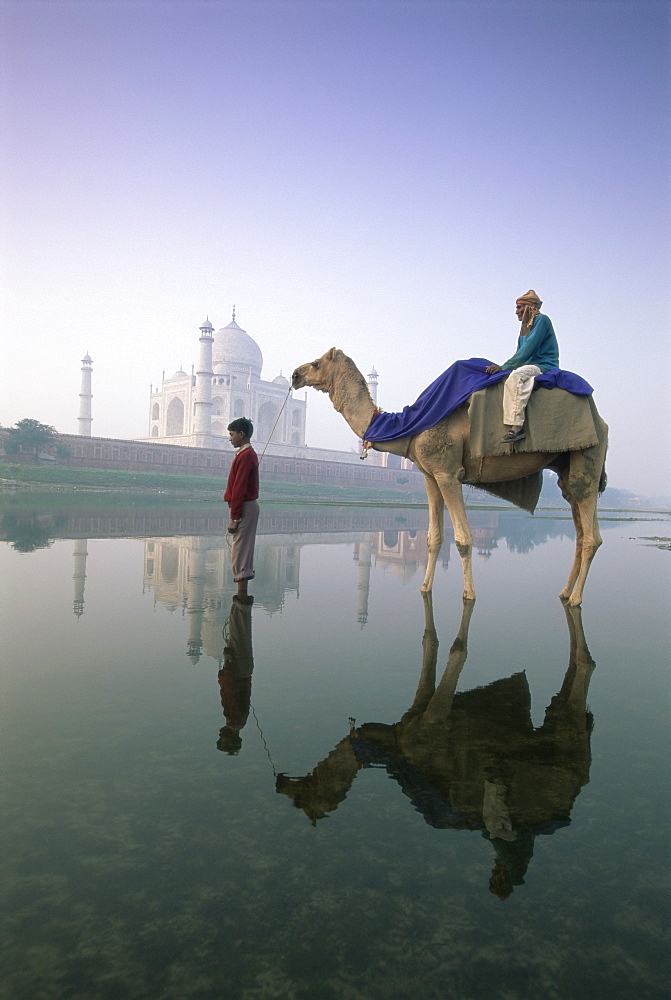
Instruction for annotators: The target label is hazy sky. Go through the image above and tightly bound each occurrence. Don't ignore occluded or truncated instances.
[1,0,669,495]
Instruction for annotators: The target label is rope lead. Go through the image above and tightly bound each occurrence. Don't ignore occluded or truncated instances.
[258,385,293,464]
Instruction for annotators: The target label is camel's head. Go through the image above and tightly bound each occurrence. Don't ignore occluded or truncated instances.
[292,347,344,394]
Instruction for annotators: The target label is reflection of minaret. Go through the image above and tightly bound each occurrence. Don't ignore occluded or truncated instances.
[354,538,373,626]
[77,354,93,436]
[186,542,208,664]
[194,318,214,445]
[72,539,88,617]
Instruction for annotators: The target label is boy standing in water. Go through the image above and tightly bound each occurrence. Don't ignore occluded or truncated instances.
[223,418,259,600]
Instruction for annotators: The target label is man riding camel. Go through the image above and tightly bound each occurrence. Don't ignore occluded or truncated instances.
[485,290,559,443]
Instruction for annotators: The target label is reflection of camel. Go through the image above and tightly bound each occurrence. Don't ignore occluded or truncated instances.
[292,350,608,604]
[216,597,255,755]
[276,596,596,898]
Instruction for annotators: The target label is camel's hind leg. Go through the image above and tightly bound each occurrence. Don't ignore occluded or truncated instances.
[420,475,445,592]
[559,604,596,712]
[435,474,475,601]
[558,457,604,606]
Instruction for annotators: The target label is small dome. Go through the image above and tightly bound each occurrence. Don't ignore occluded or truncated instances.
[172,368,187,379]
[273,373,290,387]
[81,353,92,363]
[200,317,214,331]
[213,317,263,375]
[213,363,227,375]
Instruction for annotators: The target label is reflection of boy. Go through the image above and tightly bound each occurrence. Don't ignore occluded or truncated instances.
[223,417,259,597]
[217,596,255,755]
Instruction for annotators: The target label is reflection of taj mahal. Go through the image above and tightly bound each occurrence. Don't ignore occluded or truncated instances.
[140,530,438,660]
[57,505,581,662]
[142,534,301,663]
[52,505,582,660]
[67,515,510,655]
[136,528,447,660]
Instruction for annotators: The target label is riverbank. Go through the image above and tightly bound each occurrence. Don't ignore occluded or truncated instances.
[2,462,667,515]
[0,462,428,506]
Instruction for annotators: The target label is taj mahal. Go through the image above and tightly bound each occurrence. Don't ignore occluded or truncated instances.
[72,308,413,471]
[144,310,308,451]
[135,309,379,462]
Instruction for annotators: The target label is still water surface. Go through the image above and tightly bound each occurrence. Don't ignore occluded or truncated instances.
[2,504,669,1000]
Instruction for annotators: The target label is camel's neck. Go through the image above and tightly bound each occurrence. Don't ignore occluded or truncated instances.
[328,365,377,440]
[327,357,412,457]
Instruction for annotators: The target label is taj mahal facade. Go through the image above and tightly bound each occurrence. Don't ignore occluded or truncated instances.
[60,308,417,475]
[141,311,311,456]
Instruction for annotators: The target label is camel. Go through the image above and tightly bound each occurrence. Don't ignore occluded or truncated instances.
[292,349,608,604]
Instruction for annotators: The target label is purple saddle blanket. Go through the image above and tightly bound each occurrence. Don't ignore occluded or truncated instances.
[364,358,593,443]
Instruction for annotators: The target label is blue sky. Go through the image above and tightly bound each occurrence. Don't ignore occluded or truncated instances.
[1,0,669,494]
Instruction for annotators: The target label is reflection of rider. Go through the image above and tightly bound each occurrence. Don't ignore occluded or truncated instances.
[482,778,536,899]
[487,835,535,900]
[217,596,255,755]
[482,605,597,898]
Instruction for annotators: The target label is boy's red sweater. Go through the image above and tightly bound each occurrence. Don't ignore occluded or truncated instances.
[223,446,259,520]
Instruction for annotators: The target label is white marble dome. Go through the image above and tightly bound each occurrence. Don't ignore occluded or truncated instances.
[212,318,263,375]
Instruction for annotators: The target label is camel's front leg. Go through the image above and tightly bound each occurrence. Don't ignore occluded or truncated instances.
[559,499,584,602]
[420,475,445,592]
[436,475,475,601]
[423,596,475,724]
[407,594,439,712]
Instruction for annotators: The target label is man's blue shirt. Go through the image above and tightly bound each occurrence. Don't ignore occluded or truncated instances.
[502,314,559,373]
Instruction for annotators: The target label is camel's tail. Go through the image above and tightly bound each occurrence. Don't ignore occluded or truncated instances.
[599,467,607,496]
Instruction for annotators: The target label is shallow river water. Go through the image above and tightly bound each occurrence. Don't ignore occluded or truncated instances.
[1,503,669,1000]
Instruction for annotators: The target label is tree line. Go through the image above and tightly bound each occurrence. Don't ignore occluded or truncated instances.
[1,418,70,459]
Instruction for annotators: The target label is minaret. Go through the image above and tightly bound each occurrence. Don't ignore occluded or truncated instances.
[367,366,379,406]
[78,354,93,436]
[193,318,214,445]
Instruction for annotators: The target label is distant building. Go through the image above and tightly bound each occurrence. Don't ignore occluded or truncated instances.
[133,308,410,468]
[65,307,415,470]
[142,310,308,454]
